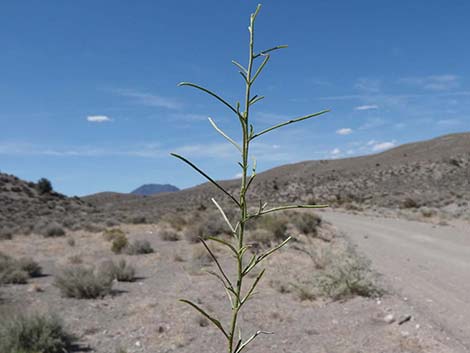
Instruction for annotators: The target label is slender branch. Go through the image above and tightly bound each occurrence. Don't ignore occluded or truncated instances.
[253,44,288,58]
[208,117,242,152]
[251,110,330,140]
[178,82,241,117]
[180,299,229,339]
[201,238,234,292]
[170,153,240,207]
[259,204,329,216]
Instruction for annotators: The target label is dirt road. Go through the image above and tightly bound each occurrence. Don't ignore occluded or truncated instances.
[321,211,470,352]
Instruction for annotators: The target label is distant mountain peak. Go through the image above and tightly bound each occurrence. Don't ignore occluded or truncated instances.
[131,184,179,196]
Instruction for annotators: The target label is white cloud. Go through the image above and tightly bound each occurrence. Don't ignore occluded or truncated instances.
[399,74,460,91]
[371,141,396,152]
[234,172,243,178]
[336,128,353,135]
[87,115,111,123]
[114,89,181,110]
[331,148,341,155]
[355,105,378,111]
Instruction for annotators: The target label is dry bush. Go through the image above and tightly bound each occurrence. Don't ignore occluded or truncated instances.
[158,226,180,241]
[130,215,147,224]
[160,212,187,231]
[191,244,214,268]
[111,233,129,254]
[0,311,76,353]
[290,212,322,236]
[184,211,231,243]
[103,228,126,242]
[54,265,113,299]
[41,222,66,237]
[125,240,154,255]
[312,245,383,300]
[100,259,136,282]
[0,253,41,285]
[253,214,289,240]
[246,229,273,248]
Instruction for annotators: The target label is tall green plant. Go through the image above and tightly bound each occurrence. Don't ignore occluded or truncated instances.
[172,4,329,352]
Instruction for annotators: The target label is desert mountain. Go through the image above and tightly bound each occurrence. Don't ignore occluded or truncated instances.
[131,184,179,196]
[85,132,470,219]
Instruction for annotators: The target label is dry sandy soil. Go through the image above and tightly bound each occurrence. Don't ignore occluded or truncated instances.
[322,210,470,352]
[0,218,462,353]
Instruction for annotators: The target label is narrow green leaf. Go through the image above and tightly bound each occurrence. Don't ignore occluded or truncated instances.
[251,110,330,140]
[208,118,242,152]
[253,44,288,59]
[249,95,265,106]
[232,60,248,74]
[178,82,240,117]
[257,236,292,264]
[170,153,240,207]
[241,269,265,304]
[207,236,237,255]
[251,54,270,84]
[179,299,229,339]
[235,330,273,353]
[201,238,234,291]
[260,204,329,215]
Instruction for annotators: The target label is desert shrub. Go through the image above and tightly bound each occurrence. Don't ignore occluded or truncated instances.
[54,266,113,299]
[111,233,129,254]
[420,207,436,218]
[41,223,66,237]
[66,237,76,247]
[158,227,180,241]
[130,215,146,224]
[67,254,83,264]
[125,240,154,255]
[100,259,136,282]
[0,228,13,240]
[0,254,41,284]
[290,212,322,235]
[184,211,231,243]
[246,229,273,248]
[0,311,76,353]
[160,213,187,231]
[103,228,126,242]
[83,223,104,233]
[191,244,214,267]
[17,257,42,277]
[255,214,288,240]
[314,247,383,300]
[36,178,53,194]
[401,197,419,209]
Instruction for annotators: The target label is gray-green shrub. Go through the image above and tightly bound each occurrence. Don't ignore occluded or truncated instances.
[125,240,154,255]
[54,265,113,299]
[0,311,76,353]
[101,259,136,282]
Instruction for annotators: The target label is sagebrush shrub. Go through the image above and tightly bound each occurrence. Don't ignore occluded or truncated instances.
[54,265,113,299]
[42,223,66,237]
[290,212,322,236]
[103,228,126,242]
[100,259,136,282]
[111,233,129,254]
[0,253,42,284]
[314,246,383,300]
[0,311,76,353]
[125,240,154,255]
[158,226,180,241]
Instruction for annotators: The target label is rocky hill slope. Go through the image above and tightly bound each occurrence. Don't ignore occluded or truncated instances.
[0,174,117,238]
[85,132,470,220]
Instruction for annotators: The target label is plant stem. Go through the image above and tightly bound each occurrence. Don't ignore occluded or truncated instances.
[228,9,257,353]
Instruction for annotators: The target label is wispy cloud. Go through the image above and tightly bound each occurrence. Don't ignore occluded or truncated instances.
[354,104,378,111]
[371,141,396,152]
[354,78,381,93]
[114,89,182,110]
[398,74,460,91]
[87,115,111,123]
[336,128,353,135]
[359,117,386,130]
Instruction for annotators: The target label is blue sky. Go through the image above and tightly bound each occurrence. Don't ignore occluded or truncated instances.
[1,1,469,196]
